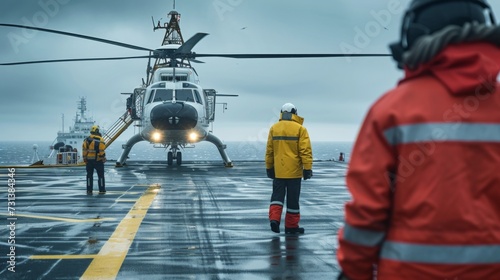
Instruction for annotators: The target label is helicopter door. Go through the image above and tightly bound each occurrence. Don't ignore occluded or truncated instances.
[204,89,216,122]
[127,88,145,120]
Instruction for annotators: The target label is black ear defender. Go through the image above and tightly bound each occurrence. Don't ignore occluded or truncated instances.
[389,41,405,69]
[389,7,414,69]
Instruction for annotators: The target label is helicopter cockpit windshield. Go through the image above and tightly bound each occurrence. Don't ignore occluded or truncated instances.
[148,89,200,104]
[160,74,188,82]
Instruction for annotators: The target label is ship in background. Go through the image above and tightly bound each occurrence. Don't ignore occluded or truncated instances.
[32,97,96,165]
[55,97,95,148]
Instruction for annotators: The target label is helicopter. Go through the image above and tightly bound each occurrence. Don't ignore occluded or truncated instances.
[0,3,390,167]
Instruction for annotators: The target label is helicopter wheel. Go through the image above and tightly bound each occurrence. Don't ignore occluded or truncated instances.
[167,151,173,166]
[176,151,182,165]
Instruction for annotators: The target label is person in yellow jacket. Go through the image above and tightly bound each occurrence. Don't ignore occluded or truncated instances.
[82,125,107,194]
[265,103,313,234]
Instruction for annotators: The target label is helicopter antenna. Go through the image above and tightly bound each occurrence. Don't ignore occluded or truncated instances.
[147,5,188,85]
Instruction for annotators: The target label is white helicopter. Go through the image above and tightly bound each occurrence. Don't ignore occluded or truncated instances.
[120,44,238,167]
[0,4,390,167]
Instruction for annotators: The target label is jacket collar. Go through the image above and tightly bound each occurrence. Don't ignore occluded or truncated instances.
[89,134,103,140]
[280,112,304,125]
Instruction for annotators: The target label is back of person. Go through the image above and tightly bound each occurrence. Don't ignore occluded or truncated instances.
[83,135,106,162]
[337,0,500,279]
[268,112,307,179]
[83,125,107,194]
[374,44,500,278]
[265,103,312,234]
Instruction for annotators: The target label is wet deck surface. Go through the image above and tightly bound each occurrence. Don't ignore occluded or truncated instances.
[0,161,349,279]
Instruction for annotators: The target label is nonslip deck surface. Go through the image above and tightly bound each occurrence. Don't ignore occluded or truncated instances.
[0,161,348,279]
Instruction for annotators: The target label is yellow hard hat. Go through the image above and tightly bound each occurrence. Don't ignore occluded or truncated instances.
[90,125,100,134]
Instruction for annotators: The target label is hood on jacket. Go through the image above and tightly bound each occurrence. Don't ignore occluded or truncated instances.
[280,112,304,125]
[402,42,500,96]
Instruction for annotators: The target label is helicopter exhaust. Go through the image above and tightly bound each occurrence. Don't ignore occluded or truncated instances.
[150,102,198,130]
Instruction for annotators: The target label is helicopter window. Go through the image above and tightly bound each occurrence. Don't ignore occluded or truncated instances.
[160,75,188,82]
[193,90,202,104]
[147,92,154,104]
[152,89,173,102]
[176,89,195,102]
[151,82,166,88]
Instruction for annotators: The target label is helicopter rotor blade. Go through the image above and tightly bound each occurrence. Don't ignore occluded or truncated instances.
[189,58,205,63]
[193,53,391,59]
[176,32,208,54]
[0,23,154,52]
[0,55,152,66]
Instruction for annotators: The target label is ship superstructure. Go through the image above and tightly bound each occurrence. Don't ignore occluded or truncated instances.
[42,97,96,165]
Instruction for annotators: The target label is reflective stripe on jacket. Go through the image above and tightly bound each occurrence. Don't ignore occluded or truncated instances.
[337,43,500,279]
[82,135,106,161]
[265,112,312,178]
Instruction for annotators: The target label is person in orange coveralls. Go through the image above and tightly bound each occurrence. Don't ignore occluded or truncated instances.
[336,0,500,279]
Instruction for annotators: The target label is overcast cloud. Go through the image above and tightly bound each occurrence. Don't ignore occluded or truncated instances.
[1,0,499,144]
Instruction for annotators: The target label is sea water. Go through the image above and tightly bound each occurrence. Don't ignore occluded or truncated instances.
[0,140,353,166]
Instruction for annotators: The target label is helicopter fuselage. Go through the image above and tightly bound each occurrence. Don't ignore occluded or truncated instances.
[140,78,209,145]
[118,64,232,166]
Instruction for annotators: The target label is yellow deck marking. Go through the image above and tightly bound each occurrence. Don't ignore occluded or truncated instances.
[0,213,114,223]
[30,254,97,259]
[81,184,160,280]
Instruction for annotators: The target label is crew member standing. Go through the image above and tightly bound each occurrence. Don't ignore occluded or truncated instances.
[265,103,313,234]
[337,0,500,279]
[82,125,107,194]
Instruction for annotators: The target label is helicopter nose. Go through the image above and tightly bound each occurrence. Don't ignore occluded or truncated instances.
[150,102,198,130]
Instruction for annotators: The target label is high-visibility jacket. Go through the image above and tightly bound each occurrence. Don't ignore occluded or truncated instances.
[337,43,500,279]
[265,112,313,179]
[82,134,106,162]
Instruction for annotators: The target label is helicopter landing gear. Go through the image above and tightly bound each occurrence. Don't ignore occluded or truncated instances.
[206,132,233,167]
[176,151,182,165]
[167,151,173,165]
[116,134,144,167]
[167,147,182,166]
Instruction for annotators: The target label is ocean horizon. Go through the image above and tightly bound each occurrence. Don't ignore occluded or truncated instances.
[0,140,353,166]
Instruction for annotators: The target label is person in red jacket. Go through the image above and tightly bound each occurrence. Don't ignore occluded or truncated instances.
[337,0,500,279]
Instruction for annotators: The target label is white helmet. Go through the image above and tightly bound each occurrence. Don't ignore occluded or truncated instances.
[281,103,297,114]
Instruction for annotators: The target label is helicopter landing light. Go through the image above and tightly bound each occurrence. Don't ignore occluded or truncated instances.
[152,132,162,142]
[188,132,198,142]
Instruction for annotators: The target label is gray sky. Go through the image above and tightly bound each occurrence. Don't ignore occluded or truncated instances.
[1,0,499,144]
